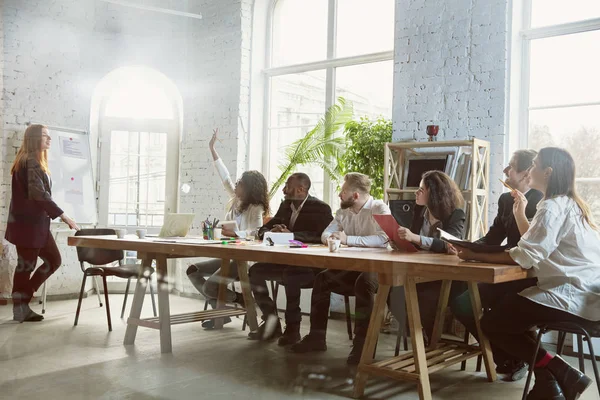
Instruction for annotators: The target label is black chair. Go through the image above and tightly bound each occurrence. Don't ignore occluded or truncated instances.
[73,228,157,331]
[271,281,407,356]
[202,279,248,331]
[271,281,354,340]
[522,321,600,400]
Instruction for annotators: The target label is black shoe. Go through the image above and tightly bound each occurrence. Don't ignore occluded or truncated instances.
[233,292,246,308]
[278,324,301,346]
[526,368,566,400]
[247,314,282,341]
[290,334,327,353]
[202,317,232,329]
[547,355,592,400]
[346,341,365,366]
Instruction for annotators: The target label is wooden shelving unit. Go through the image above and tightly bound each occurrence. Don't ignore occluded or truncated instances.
[384,139,490,241]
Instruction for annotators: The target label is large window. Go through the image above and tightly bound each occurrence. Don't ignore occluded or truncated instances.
[519,1,600,221]
[265,0,395,206]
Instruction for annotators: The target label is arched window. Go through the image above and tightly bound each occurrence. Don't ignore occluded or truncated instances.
[264,0,395,205]
[91,66,182,234]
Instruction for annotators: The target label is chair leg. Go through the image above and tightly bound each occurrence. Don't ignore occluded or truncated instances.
[93,276,103,307]
[121,277,132,319]
[271,281,279,317]
[461,330,470,371]
[395,328,402,356]
[556,331,567,356]
[74,274,88,326]
[581,329,600,397]
[102,276,112,332]
[148,276,157,317]
[242,314,247,331]
[577,334,586,374]
[522,327,546,400]
[344,295,353,341]
[476,354,483,372]
[204,297,209,310]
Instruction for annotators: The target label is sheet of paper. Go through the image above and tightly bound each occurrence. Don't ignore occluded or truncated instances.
[60,136,86,159]
[437,228,461,242]
[64,176,84,205]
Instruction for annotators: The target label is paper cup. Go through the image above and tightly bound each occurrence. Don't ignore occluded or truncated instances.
[136,229,147,239]
[116,229,127,239]
[213,227,222,240]
[327,238,341,253]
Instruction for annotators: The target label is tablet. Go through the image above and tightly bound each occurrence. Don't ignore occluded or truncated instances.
[373,214,418,253]
[219,220,239,232]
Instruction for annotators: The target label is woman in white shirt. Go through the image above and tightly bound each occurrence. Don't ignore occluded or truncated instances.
[187,129,270,329]
[455,147,600,400]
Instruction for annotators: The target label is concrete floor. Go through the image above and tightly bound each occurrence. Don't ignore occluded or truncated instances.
[0,295,598,400]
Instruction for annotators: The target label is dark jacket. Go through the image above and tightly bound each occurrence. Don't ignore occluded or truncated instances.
[475,189,543,248]
[258,195,333,243]
[5,157,64,248]
[410,205,466,253]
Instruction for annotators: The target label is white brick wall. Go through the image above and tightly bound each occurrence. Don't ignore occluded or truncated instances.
[0,0,252,297]
[393,0,509,218]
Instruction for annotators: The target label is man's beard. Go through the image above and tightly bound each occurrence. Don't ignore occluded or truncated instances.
[340,197,355,209]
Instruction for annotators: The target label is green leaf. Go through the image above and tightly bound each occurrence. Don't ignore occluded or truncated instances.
[338,116,392,199]
[269,97,354,198]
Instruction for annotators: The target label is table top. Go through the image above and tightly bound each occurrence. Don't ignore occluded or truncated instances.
[68,235,529,284]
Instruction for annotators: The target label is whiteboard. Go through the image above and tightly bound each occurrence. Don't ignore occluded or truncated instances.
[47,129,98,225]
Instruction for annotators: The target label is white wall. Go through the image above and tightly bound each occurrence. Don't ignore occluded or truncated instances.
[0,0,253,297]
[393,0,510,217]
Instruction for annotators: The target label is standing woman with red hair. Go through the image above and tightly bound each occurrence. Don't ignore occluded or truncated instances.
[5,124,79,322]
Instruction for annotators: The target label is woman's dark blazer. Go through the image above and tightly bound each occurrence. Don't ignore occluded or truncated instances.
[409,205,466,253]
[5,157,63,248]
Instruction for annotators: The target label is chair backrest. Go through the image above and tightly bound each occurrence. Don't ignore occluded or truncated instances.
[75,229,124,266]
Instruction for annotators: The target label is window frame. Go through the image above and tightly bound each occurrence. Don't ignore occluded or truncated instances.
[516,2,600,152]
[263,0,394,204]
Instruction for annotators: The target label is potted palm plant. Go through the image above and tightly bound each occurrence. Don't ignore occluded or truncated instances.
[269,97,354,198]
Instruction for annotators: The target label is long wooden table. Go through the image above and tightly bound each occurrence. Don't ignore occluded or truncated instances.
[68,235,529,400]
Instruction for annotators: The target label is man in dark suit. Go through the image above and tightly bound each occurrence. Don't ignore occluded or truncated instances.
[248,173,333,343]
[451,149,543,381]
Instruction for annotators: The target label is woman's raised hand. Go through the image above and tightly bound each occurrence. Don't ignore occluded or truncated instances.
[209,128,220,160]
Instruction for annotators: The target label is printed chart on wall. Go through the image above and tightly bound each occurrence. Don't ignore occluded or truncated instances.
[47,128,98,225]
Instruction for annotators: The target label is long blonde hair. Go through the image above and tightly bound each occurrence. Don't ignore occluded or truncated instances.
[11,124,50,174]
[538,147,597,230]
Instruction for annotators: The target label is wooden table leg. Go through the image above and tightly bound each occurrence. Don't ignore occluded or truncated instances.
[214,258,231,330]
[468,282,496,382]
[124,254,152,346]
[353,282,391,398]
[156,255,172,354]
[237,260,259,332]
[406,276,432,400]
[429,280,452,348]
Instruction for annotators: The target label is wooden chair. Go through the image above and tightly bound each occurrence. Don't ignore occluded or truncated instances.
[73,228,157,331]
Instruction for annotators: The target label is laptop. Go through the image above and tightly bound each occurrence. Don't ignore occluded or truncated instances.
[149,213,196,238]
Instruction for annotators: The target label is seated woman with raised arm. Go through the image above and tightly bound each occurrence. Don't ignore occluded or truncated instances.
[455,147,600,400]
[186,129,270,329]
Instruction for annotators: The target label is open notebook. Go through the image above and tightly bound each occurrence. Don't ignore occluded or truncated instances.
[437,228,507,253]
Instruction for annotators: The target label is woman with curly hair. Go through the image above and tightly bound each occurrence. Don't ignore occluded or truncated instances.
[187,128,270,329]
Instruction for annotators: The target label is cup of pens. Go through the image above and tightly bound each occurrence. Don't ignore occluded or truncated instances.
[202,218,219,240]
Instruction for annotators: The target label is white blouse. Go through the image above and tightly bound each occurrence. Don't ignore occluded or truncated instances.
[510,196,600,321]
[214,158,264,232]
